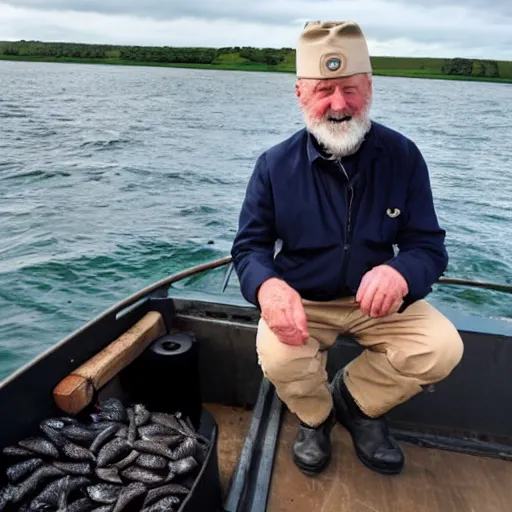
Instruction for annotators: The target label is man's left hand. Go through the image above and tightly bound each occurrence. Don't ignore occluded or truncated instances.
[356,265,409,318]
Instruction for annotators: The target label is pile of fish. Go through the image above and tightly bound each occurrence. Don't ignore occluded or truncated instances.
[0,398,210,511]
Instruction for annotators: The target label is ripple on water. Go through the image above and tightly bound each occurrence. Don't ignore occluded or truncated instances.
[79,138,132,150]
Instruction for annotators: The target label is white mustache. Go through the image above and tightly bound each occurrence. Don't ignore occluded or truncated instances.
[325,111,352,121]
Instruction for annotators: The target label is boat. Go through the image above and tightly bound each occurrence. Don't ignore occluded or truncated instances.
[1,255,512,511]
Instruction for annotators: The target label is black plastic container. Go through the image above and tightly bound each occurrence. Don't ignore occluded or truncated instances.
[121,330,202,428]
[118,331,222,511]
[179,407,222,512]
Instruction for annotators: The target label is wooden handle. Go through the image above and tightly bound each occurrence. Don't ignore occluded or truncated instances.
[53,311,166,414]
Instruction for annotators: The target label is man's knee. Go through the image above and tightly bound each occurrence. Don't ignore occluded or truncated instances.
[256,319,323,384]
[389,316,464,384]
[425,321,464,382]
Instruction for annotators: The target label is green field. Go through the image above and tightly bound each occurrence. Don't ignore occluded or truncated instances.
[1,41,511,84]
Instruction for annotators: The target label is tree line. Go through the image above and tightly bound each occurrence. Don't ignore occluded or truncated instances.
[442,58,500,78]
[0,41,291,66]
[0,41,505,78]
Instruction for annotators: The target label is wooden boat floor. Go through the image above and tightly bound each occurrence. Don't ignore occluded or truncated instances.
[268,411,512,512]
[206,404,512,512]
[204,403,253,502]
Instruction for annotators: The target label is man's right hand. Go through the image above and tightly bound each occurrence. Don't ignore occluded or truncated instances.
[257,278,309,346]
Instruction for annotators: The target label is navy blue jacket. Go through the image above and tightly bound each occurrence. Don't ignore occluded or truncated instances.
[231,122,448,309]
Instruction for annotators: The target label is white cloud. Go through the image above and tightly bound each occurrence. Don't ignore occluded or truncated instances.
[0,1,510,60]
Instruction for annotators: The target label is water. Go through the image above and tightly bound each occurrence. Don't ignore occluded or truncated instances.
[0,61,511,380]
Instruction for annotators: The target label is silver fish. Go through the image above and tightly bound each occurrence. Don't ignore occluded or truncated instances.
[171,437,197,460]
[132,440,175,459]
[55,416,79,425]
[41,424,96,461]
[41,417,78,431]
[56,493,69,512]
[136,453,168,470]
[11,465,65,504]
[62,442,96,462]
[52,461,93,475]
[134,404,151,426]
[6,458,43,483]
[87,421,122,431]
[97,438,131,467]
[68,497,97,512]
[32,475,91,509]
[142,435,183,448]
[109,449,139,470]
[98,397,126,414]
[91,398,127,423]
[89,506,114,512]
[61,425,99,443]
[18,437,60,458]
[138,424,177,438]
[86,483,122,504]
[168,456,198,476]
[95,467,123,484]
[120,466,165,485]
[150,413,188,435]
[177,414,210,444]
[172,411,208,438]
[142,483,189,507]
[41,418,67,430]
[30,474,70,509]
[114,425,128,439]
[142,495,181,512]
[152,412,209,444]
[126,407,137,446]
[0,484,15,509]
[111,482,147,512]
[90,424,120,454]
[2,446,35,458]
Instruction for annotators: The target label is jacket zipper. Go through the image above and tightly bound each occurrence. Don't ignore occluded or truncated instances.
[338,161,354,293]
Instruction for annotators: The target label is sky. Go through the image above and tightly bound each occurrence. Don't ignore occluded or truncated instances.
[0,0,511,60]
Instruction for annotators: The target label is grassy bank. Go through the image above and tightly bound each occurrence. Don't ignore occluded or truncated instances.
[1,44,511,84]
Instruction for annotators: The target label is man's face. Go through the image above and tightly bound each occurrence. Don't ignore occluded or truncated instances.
[296,73,373,157]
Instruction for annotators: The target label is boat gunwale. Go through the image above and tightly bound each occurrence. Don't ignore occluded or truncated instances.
[1,254,510,389]
[0,255,231,389]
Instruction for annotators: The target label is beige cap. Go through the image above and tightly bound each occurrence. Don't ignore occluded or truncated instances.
[296,21,372,79]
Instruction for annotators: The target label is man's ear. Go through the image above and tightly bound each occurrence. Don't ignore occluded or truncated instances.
[295,81,301,97]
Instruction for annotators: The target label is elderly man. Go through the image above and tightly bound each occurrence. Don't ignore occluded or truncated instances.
[230,21,463,476]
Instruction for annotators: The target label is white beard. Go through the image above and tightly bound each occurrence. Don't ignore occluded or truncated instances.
[304,103,372,158]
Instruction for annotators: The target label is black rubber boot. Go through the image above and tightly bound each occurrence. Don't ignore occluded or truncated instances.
[331,369,404,475]
[292,410,335,475]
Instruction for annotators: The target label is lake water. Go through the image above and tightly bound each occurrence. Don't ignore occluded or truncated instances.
[0,60,511,380]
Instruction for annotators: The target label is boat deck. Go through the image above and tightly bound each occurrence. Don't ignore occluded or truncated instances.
[206,404,512,512]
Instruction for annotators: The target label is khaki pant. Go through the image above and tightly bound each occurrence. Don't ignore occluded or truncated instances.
[256,298,464,427]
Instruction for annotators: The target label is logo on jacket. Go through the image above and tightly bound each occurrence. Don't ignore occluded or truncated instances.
[386,208,401,218]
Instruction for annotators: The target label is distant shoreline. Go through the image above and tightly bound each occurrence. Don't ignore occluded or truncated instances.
[1,54,511,85]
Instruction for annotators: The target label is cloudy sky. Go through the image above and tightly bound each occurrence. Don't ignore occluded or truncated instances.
[0,0,510,59]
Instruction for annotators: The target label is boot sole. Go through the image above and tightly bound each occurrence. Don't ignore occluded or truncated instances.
[330,370,404,476]
[292,452,332,476]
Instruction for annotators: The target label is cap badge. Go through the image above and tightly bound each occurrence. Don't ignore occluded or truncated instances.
[326,57,341,71]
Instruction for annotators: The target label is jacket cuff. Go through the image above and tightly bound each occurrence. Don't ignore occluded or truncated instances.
[243,266,280,308]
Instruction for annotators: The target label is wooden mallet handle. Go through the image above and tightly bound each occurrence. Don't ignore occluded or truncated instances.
[53,311,166,414]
